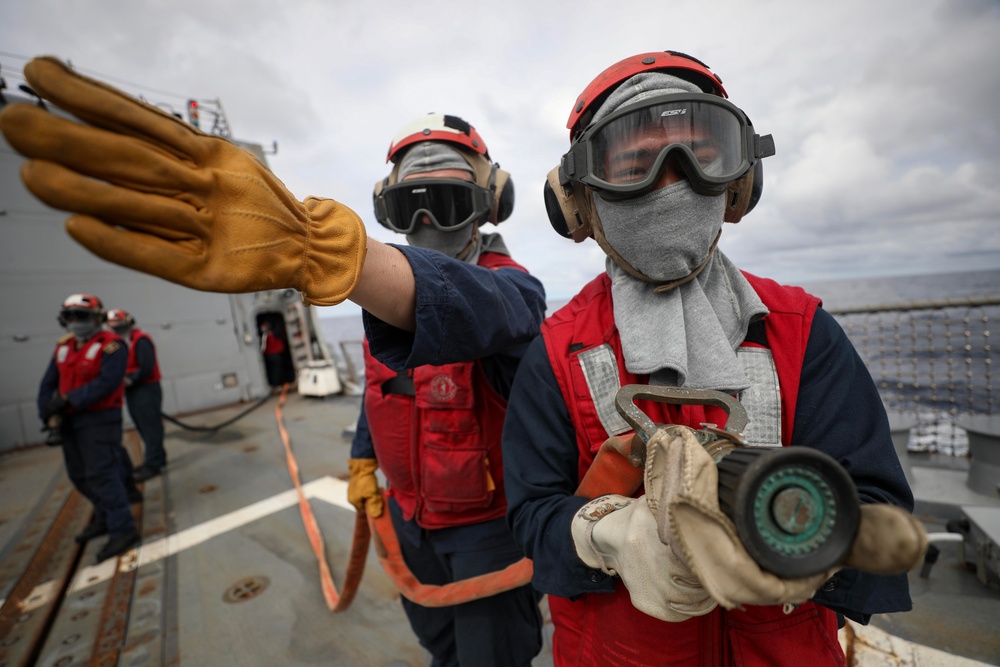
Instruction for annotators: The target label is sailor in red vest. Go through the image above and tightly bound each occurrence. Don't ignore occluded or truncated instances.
[259,319,295,387]
[347,114,546,667]
[497,52,923,666]
[38,294,140,563]
[107,309,166,482]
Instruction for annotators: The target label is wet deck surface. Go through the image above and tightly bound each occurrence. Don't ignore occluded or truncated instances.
[1,391,998,665]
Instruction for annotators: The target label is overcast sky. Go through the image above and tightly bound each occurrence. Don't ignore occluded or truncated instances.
[2,0,998,316]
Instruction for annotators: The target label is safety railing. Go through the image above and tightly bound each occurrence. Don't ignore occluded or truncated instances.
[830,295,999,456]
[331,296,999,457]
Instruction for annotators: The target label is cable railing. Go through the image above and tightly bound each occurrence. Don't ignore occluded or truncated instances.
[331,296,1000,456]
[830,295,999,456]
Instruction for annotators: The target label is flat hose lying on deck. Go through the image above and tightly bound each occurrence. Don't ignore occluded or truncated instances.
[273,384,532,609]
[366,490,534,607]
[274,385,369,611]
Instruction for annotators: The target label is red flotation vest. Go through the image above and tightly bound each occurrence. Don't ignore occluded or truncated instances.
[541,271,844,667]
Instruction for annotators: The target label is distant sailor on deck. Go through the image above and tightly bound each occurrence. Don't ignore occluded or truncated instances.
[107,308,166,482]
[38,294,140,563]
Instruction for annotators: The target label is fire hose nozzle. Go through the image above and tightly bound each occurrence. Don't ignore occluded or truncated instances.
[613,385,860,579]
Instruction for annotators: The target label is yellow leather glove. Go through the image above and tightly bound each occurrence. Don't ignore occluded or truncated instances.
[0,57,365,306]
[347,458,383,517]
[649,425,927,611]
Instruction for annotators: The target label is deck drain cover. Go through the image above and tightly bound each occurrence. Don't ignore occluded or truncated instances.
[223,576,270,603]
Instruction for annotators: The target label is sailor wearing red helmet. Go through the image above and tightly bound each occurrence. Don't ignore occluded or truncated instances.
[38,294,141,563]
[107,309,165,482]
[498,51,922,666]
[349,113,545,667]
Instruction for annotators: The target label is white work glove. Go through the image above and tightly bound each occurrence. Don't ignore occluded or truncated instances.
[571,492,718,622]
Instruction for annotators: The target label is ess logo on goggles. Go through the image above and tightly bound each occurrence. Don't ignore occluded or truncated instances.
[374,179,494,234]
[560,93,774,200]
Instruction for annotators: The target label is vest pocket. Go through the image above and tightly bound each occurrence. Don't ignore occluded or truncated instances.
[420,408,492,511]
[421,444,493,511]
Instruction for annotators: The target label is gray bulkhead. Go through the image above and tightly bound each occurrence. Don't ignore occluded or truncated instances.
[0,92,335,451]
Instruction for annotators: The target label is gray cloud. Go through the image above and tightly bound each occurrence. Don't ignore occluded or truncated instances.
[1,0,997,315]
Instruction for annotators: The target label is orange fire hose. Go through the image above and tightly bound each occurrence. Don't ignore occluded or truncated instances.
[365,490,534,607]
[275,385,368,612]
[575,433,645,499]
[276,385,531,610]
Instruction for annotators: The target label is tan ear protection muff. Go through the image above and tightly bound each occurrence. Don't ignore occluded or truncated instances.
[487,163,515,224]
[373,148,514,231]
[723,161,765,223]
[544,166,593,243]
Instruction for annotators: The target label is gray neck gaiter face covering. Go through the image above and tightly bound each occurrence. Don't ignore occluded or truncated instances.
[406,223,480,262]
[595,181,767,391]
[594,180,725,283]
[67,321,100,342]
[586,70,769,391]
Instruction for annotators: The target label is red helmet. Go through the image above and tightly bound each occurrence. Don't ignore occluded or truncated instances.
[107,308,135,329]
[58,293,105,325]
[386,113,490,163]
[566,50,728,141]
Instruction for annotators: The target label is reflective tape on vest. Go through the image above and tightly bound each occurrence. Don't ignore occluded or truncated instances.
[578,344,631,436]
[577,343,781,444]
[736,347,782,446]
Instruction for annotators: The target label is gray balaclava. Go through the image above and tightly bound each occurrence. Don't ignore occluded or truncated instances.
[67,318,101,341]
[589,72,768,396]
[397,142,483,262]
[398,142,474,180]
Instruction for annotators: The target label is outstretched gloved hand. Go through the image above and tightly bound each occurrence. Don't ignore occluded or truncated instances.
[347,458,384,518]
[649,425,928,610]
[0,57,366,306]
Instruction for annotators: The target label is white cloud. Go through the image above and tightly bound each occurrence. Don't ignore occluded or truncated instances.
[1,0,998,304]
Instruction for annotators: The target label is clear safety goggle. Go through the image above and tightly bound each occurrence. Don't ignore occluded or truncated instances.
[561,93,774,200]
[375,179,493,234]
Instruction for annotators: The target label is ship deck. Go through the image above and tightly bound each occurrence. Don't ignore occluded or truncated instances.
[0,391,998,666]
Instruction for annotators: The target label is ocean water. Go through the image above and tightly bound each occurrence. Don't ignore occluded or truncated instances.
[319,268,1000,452]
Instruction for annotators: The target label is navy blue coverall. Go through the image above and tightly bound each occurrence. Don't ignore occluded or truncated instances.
[38,337,137,538]
[126,335,166,472]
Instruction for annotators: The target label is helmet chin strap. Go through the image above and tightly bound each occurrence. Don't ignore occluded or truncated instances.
[455,225,481,262]
[590,199,722,293]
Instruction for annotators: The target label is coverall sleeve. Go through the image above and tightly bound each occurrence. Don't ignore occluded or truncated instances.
[37,357,60,420]
[363,245,546,384]
[350,397,376,460]
[502,336,616,598]
[794,307,914,623]
[65,341,127,410]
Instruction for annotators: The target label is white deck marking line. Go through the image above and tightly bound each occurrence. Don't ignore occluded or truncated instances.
[58,476,350,594]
